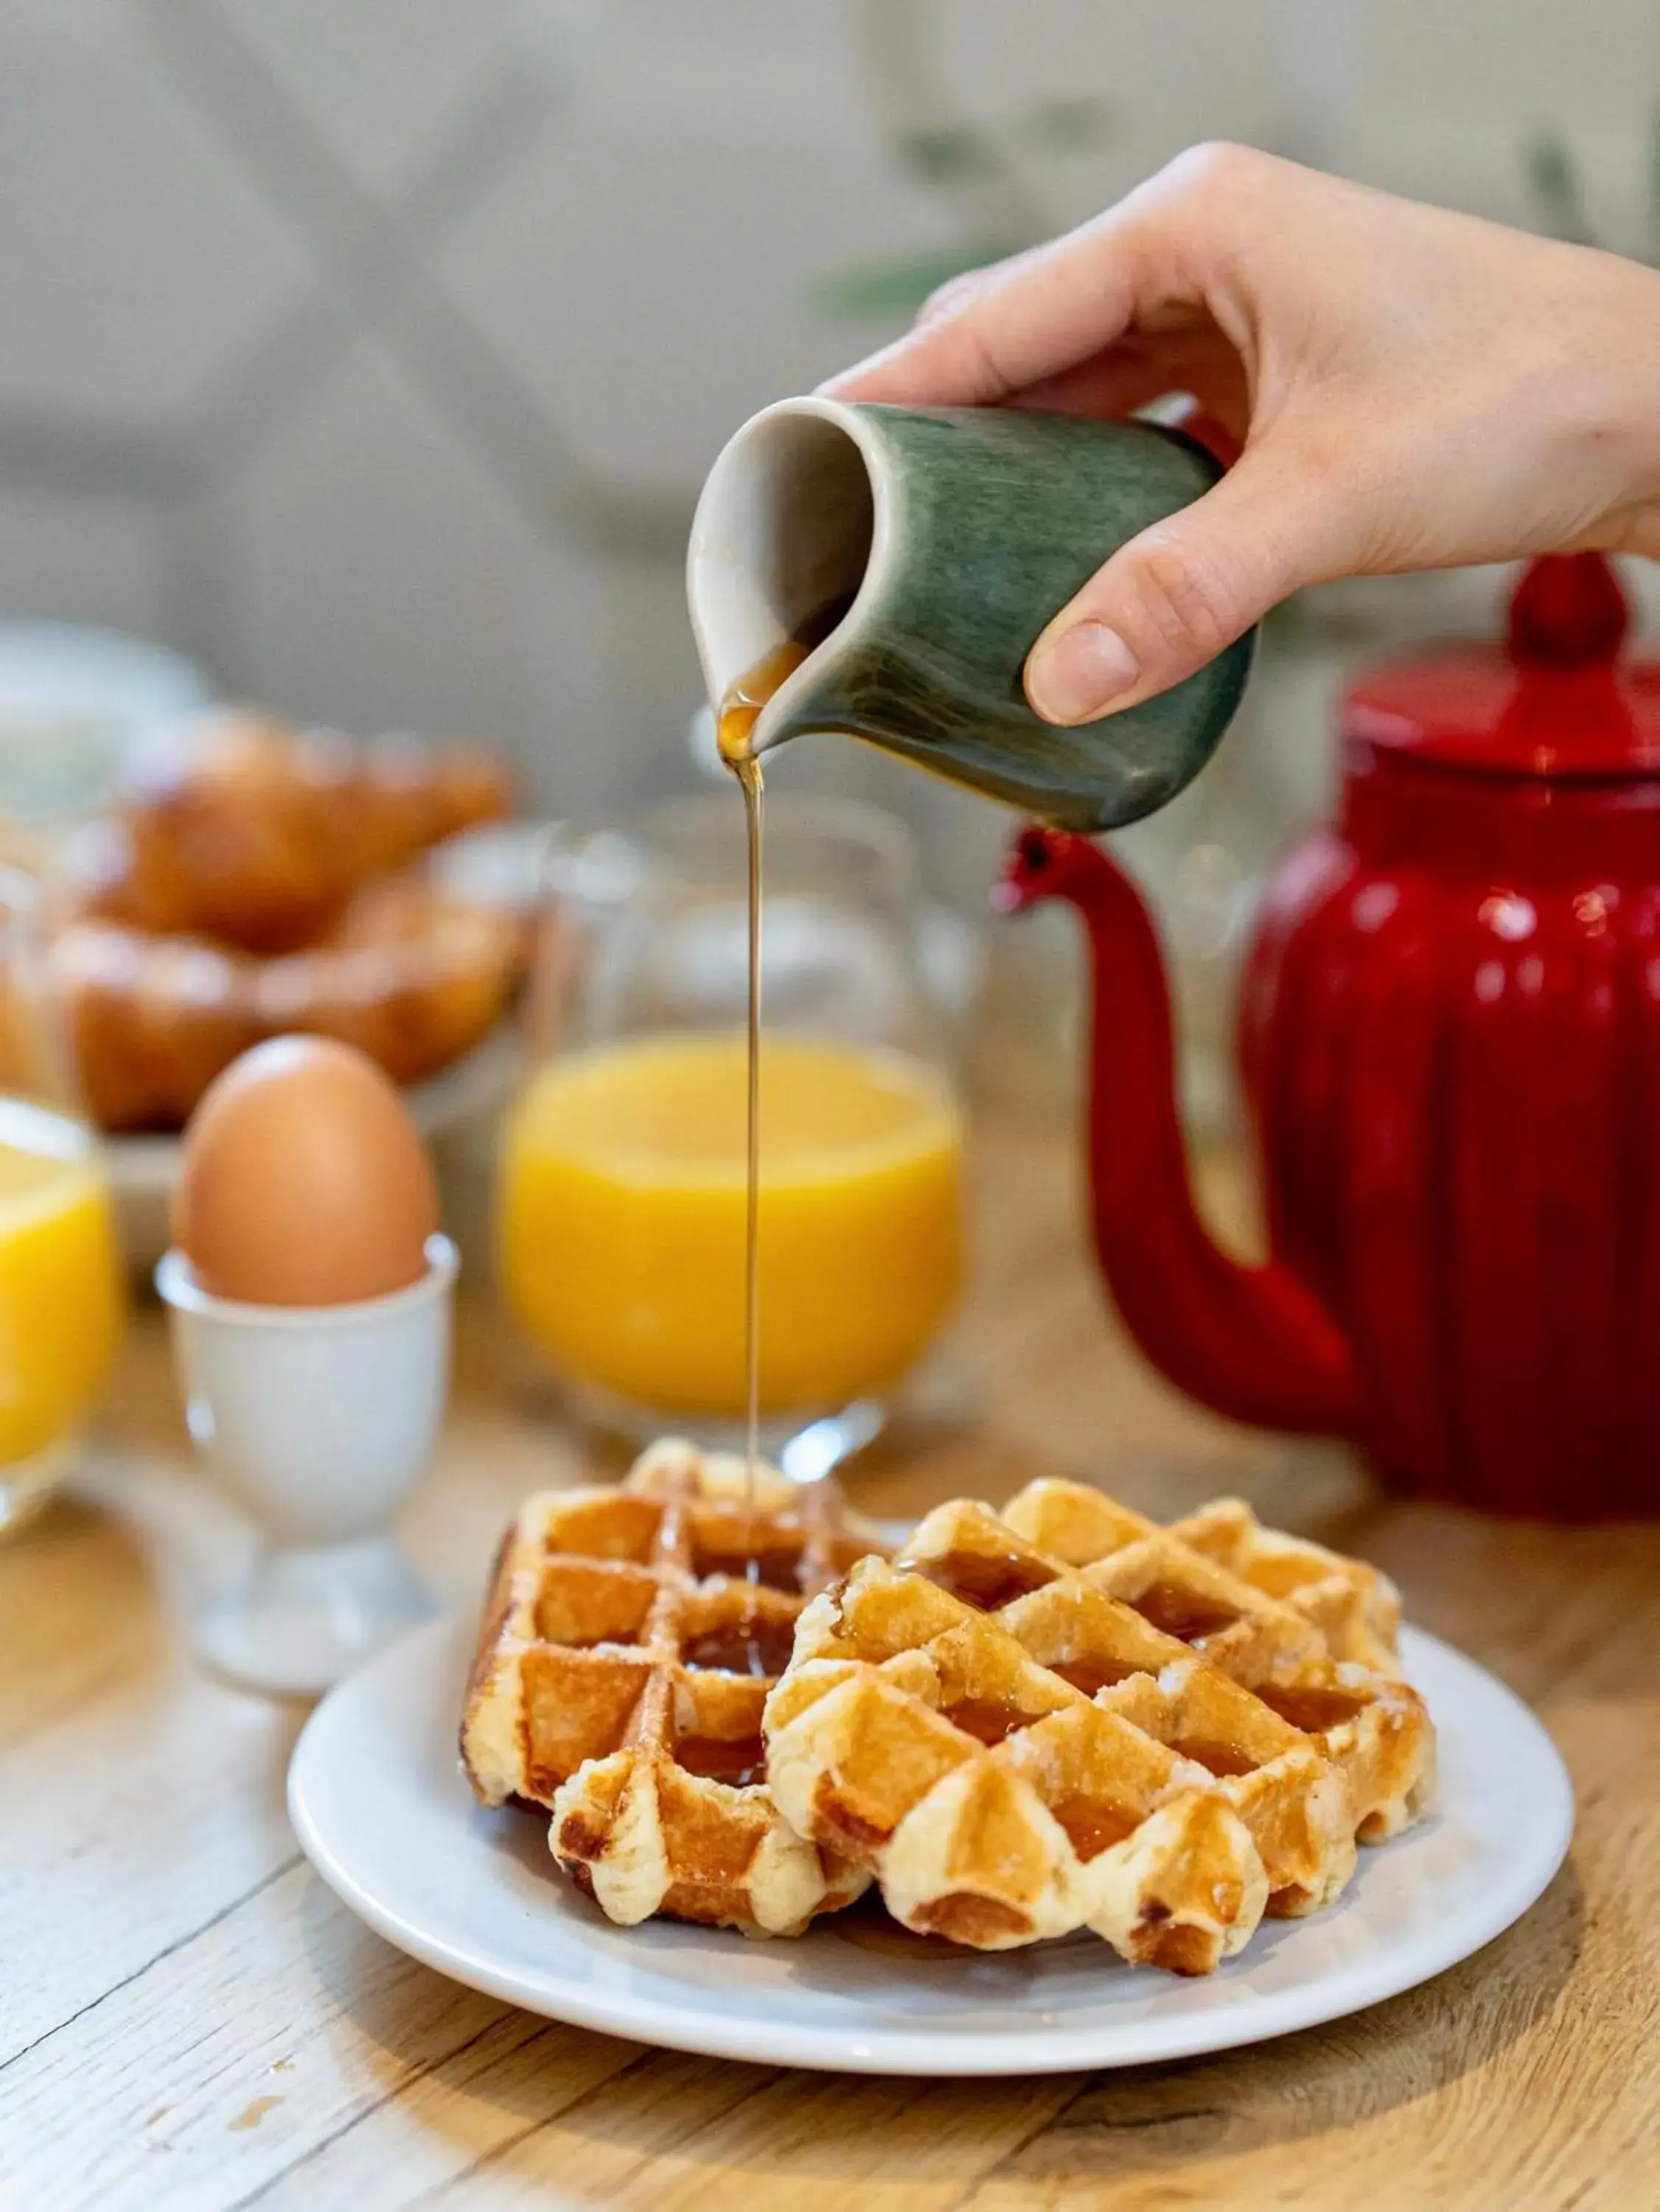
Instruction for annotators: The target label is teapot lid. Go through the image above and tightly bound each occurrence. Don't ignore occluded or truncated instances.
[1342,554,1660,778]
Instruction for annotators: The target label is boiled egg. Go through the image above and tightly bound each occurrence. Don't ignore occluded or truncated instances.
[174,1036,440,1305]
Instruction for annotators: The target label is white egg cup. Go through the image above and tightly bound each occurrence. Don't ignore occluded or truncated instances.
[156,1235,458,1697]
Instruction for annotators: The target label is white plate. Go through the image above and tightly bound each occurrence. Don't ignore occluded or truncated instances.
[288,1612,1572,2077]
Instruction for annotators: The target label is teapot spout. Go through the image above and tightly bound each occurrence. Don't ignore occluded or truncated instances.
[1000,827,1364,1436]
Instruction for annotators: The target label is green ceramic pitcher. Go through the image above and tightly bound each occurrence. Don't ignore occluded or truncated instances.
[686,397,1252,832]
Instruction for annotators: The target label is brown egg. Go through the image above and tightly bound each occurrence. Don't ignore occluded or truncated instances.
[174,1036,440,1305]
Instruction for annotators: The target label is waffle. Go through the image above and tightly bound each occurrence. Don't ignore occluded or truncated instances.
[764,1492,1434,1969]
[461,1439,890,1937]
[902,1489,1434,1845]
[1001,1478,1403,1674]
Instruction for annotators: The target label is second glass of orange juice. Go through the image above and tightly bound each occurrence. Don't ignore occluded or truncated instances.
[497,797,964,1453]
[0,869,122,1531]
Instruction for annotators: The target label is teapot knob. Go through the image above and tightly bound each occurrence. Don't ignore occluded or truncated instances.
[1507,552,1628,667]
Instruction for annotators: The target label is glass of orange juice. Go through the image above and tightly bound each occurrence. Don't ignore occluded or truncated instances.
[496,796,964,1464]
[0,869,122,1532]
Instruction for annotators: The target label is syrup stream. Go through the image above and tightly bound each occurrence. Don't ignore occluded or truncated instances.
[737,750,765,1500]
[717,639,805,1666]
[716,611,845,1669]
[716,634,812,1510]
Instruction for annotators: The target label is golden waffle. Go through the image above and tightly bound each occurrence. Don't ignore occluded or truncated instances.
[902,1492,1434,1847]
[764,1494,1434,1967]
[764,1558,1272,1969]
[1002,1478,1402,1674]
[461,1439,889,1937]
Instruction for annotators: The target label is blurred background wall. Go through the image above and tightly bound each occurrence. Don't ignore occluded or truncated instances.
[5,0,1660,919]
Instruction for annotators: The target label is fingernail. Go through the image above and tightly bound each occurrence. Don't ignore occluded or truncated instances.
[1027,623,1140,724]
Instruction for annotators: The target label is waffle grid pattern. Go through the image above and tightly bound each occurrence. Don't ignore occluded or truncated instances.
[763,1483,1434,1969]
[461,1440,890,1935]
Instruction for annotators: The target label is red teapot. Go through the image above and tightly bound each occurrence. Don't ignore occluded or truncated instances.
[1000,553,1660,1520]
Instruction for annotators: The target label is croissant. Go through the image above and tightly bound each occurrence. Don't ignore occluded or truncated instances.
[53,877,524,1133]
[69,707,515,955]
[49,708,525,1131]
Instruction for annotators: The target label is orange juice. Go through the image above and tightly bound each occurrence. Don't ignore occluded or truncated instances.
[0,1099,122,1464]
[498,1033,963,1416]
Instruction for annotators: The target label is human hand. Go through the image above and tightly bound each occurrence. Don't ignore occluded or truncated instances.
[822,145,1660,725]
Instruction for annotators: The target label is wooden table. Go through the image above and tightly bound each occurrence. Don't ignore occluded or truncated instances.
[2,1117,1655,2212]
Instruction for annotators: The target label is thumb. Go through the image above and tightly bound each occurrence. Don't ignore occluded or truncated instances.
[1024,446,1347,726]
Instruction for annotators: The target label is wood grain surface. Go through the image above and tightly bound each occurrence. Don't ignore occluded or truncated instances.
[0,1121,1648,2212]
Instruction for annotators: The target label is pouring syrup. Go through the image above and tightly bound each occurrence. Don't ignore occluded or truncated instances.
[715,636,801,1663]
[714,602,851,1510]
[716,605,857,1676]
[716,653,788,1499]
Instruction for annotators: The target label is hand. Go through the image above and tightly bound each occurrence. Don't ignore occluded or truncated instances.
[822,145,1660,726]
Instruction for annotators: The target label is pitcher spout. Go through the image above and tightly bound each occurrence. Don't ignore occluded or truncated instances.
[999,826,1364,1437]
[686,396,881,759]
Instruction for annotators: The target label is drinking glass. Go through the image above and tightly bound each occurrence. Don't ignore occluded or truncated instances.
[495,793,965,1472]
[0,869,123,1532]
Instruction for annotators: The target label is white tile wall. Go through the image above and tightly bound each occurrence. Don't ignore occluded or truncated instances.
[0,483,170,636]
[0,27,311,425]
[221,0,523,204]
[937,0,1282,199]
[3,0,1660,890]
[435,54,945,497]
[1356,0,1660,128]
[206,336,532,745]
